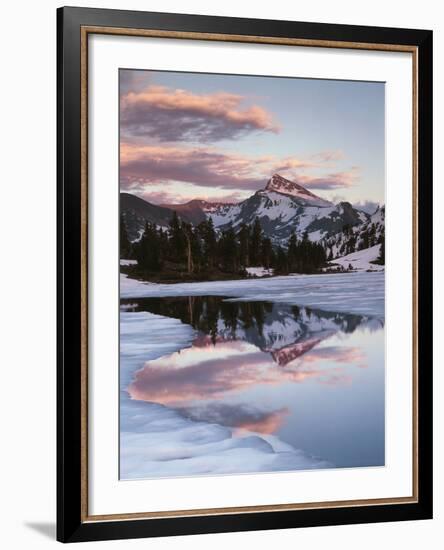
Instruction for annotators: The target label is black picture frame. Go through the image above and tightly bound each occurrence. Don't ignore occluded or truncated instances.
[57,6,433,543]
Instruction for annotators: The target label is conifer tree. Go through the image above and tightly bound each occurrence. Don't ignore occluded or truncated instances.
[158,227,169,260]
[134,221,162,271]
[198,218,217,268]
[274,246,288,274]
[119,214,131,259]
[250,217,263,265]
[260,237,273,268]
[237,223,250,267]
[182,222,195,274]
[169,211,186,261]
[287,232,298,271]
[377,235,385,264]
[219,225,239,272]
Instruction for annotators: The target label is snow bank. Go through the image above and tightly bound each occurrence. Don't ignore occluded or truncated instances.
[121,270,384,318]
[246,267,274,277]
[329,245,384,272]
[120,311,331,479]
[120,259,137,266]
[120,311,195,390]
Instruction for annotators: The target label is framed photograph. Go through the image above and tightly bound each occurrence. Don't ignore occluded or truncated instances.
[57,6,433,543]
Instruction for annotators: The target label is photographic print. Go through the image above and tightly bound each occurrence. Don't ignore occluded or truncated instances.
[119,69,385,481]
[58,10,432,541]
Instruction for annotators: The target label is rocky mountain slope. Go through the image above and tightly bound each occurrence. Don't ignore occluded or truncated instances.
[121,192,199,241]
[121,174,381,251]
[322,205,385,259]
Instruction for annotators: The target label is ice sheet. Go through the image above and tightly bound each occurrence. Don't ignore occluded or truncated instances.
[121,271,385,318]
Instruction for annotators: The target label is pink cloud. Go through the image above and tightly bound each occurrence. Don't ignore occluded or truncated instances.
[231,408,289,434]
[120,85,280,143]
[128,341,365,407]
[289,168,359,191]
[120,143,264,191]
[120,142,358,197]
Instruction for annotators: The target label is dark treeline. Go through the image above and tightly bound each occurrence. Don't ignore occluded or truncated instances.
[121,295,367,348]
[121,212,327,280]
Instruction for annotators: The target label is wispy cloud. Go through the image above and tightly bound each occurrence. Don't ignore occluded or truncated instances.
[120,143,264,190]
[311,150,345,163]
[351,200,381,214]
[120,85,280,143]
[295,168,359,191]
[120,142,357,201]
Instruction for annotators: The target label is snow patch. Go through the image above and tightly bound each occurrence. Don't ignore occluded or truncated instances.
[328,245,383,272]
[246,267,274,277]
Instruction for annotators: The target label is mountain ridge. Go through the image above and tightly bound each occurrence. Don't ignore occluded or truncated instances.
[121,174,382,255]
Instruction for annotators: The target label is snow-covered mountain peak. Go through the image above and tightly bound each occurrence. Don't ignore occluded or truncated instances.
[121,172,382,249]
[266,173,310,196]
[264,174,332,207]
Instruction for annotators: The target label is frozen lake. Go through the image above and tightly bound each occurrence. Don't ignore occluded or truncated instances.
[120,272,385,480]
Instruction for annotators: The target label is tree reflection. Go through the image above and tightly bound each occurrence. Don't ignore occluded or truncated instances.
[121,296,382,364]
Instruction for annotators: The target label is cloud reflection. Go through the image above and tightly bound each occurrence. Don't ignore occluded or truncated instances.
[128,339,367,408]
[177,402,290,434]
[126,297,374,439]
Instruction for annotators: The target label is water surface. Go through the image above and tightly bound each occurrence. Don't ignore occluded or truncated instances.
[121,296,385,469]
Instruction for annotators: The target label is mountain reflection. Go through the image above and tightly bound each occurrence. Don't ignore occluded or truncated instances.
[122,296,383,438]
[121,296,382,366]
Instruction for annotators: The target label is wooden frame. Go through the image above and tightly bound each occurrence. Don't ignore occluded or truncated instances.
[57,6,433,543]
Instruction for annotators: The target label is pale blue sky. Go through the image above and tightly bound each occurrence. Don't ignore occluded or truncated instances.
[120,69,385,208]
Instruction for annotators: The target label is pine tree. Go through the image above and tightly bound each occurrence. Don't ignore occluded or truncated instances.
[287,232,298,271]
[274,246,288,274]
[219,225,239,272]
[182,222,195,274]
[361,229,369,250]
[282,231,326,273]
[119,214,131,259]
[260,237,273,269]
[134,221,162,271]
[377,235,385,264]
[169,211,186,261]
[237,223,250,267]
[158,227,169,261]
[299,231,310,270]
[347,234,357,255]
[197,218,217,268]
[250,217,263,265]
[191,227,203,273]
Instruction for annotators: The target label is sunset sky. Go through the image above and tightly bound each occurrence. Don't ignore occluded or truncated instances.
[120,69,385,211]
